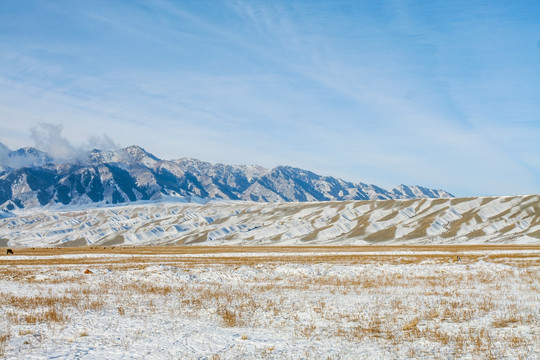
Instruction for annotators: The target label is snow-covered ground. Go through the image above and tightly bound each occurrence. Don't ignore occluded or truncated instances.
[1,195,539,246]
[0,247,538,359]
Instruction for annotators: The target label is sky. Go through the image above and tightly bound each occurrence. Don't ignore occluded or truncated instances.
[0,0,539,197]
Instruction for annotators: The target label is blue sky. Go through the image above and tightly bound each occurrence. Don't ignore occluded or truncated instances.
[0,0,539,196]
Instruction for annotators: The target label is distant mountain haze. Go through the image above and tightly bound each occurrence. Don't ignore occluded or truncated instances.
[0,144,453,210]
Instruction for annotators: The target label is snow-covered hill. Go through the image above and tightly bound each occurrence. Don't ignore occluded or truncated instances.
[1,195,537,247]
[0,144,453,209]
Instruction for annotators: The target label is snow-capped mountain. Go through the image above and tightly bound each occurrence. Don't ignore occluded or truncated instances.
[0,144,453,210]
[0,143,52,170]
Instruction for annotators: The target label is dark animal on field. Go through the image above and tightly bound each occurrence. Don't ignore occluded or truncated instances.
[6,249,13,255]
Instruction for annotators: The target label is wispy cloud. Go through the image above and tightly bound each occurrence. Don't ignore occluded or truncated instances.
[29,123,76,160]
[0,0,538,195]
[29,122,118,161]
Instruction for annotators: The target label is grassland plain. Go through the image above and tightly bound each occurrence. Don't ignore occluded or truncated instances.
[0,246,539,359]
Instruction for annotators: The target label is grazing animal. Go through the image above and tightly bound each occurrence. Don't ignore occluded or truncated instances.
[6,249,13,255]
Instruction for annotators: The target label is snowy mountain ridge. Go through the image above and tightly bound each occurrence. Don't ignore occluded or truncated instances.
[1,195,538,247]
[0,143,453,210]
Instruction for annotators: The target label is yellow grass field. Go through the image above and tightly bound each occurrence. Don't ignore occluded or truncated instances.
[1,245,539,359]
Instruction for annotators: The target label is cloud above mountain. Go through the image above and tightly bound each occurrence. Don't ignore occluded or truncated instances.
[0,123,118,168]
[29,123,76,161]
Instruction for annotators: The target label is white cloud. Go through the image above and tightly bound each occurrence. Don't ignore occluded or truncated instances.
[29,123,76,161]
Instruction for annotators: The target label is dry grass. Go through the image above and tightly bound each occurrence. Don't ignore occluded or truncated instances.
[23,309,66,324]
[217,305,238,327]
[493,313,523,328]
[18,329,32,336]
[3,294,81,309]
[2,245,539,270]
[0,332,9,357]
[0,246,538,358]
[2,244,539,256]
[402,317,419,331]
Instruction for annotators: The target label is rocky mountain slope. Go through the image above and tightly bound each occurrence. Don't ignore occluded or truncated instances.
[1,195,538,247]
[0,144,452,210]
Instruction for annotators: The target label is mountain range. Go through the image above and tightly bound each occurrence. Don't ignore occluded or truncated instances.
[0,144,453,210]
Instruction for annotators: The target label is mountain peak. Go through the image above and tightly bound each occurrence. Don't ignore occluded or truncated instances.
[122,145,159,162]
[0,144,454,209]
[124,144,146,152]
[391,184,454,199]
[0,146,53,168]
[10,146,48,157]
